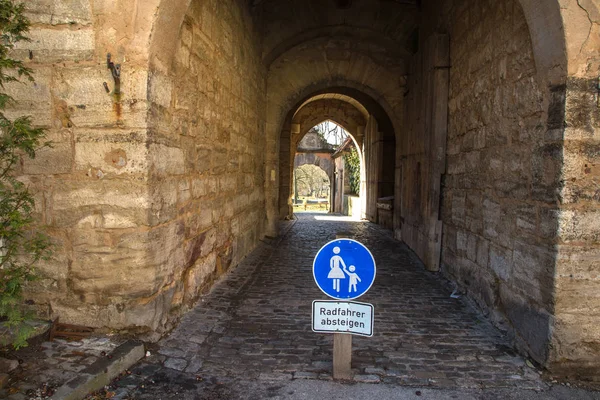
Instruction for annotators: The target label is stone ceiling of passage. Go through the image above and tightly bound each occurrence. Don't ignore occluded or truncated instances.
[252,0,420,64]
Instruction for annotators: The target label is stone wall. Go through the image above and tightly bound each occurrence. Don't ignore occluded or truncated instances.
[12,0,165,331]
[364,117,381,222]
[436,0,556,364]
[551,0,600,375]
[417,0,600,375]
[146,0,266,319]
[13,0,266,336]
[399,33,449,272]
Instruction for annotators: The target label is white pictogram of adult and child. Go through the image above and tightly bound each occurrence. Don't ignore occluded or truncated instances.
[328,246,361,293]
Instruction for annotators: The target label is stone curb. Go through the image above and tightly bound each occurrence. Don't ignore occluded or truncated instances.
[49,340,145,400]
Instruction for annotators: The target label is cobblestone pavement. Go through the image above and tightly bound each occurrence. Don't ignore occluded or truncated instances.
[92,213,560,399]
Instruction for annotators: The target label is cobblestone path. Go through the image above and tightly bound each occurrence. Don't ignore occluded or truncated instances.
[111,214,546,399]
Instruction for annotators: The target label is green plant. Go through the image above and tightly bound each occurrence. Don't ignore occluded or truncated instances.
[0,0,51,349]
[343,147,360,195]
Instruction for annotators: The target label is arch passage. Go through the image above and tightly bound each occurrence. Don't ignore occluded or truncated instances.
[277,90,396,224]
[13,0,600,377]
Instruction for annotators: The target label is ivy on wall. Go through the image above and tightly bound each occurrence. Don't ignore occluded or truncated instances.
[343,147,360,196]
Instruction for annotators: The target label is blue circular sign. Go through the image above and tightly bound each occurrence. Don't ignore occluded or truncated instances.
[313,239,376,300]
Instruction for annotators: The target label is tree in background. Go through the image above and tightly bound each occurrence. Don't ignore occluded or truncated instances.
[294,164,330,199]
[314,121,348,147]
[0,0,51,349]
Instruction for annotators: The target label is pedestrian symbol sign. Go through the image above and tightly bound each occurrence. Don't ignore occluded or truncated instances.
[313,239,376,300]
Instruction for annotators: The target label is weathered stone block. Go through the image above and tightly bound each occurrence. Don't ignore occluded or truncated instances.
[499,285,551,365]
[49,180,152,227]
[465,192,483,234]
[489,244,512,281]
[51,286,174,332]
[556,245,600,278]
[515,205,537,234]
[23,142,73,175]
[148,72,173,109]
[451,192,466,226]
[191,176,217,198]
[476,237,489,267]
[184,228,216,266]
[53,66,149,129]
[469,267,498,311]
[482,198,501,238]
[511,241,555,307]
[514,76,544,117]
[24,0,93,25]
[70,249,158,299]
[178,179,192,205]
[466,233,477,262]
[555,278,600,314]
[559,209,600,243]
[565,77,599,133]
[211,147,228,175]
[551,312,600,368]
[539,207,560,239]
[147,179,179,225]
[75,141,149,176]
[3,66,53,126]
[70,222,185,299]
[184,253,217,304]
[15,27,94,61]
[218,174,237,193]
[531,143,563,203]
[456,229,468,253]
[446,153,465,174]
[31,232,70,282]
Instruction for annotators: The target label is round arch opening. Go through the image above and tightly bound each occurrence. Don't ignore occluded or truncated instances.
[278,88,396,224]
[292,121,365,217]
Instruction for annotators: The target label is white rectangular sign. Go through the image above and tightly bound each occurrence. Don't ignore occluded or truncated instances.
[312,300,374,337]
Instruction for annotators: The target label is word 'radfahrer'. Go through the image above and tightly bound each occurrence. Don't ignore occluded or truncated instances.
[318,307,367,329]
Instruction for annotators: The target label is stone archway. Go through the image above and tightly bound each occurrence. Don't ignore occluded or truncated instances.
[278,98,368,219]
[275,88,396,225]
[260,0,584,239]
[15,0,600,375]
[263,29,406,235]
[257,0,597,375]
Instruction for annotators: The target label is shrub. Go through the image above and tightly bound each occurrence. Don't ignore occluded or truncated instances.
[0,0,51,349]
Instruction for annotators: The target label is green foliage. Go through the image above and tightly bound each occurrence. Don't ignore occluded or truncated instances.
[343,147,360,196]
[0,0,51,349]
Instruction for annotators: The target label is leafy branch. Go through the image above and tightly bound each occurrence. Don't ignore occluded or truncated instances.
[0,0,52,349]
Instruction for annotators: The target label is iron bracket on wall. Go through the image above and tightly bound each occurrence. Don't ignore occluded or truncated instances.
[106,53,121,95]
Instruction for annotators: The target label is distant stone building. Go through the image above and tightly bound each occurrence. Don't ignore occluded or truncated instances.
[11,0,600,376]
